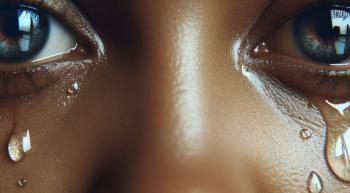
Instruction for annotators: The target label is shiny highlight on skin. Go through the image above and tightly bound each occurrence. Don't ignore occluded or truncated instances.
[174,5,204,160]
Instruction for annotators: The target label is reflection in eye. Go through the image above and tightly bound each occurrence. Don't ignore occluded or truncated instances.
[0,2,86,97]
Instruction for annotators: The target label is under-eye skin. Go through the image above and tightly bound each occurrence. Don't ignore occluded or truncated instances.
[0,0,101,98]
[247,1,350,99]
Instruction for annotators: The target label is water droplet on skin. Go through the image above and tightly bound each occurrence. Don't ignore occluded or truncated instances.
[79,47,86,54]
[253,42,270,54]
[308,172,323,193]
[17,178,27,188]
[300,128,312,140]
[8,130,31,162]
[66,88,74,95]
[312,98,350,182]
[66,82,79,96]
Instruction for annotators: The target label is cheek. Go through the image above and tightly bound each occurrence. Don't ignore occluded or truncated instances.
[197,25,314,191]
[0,55,117,191]
[237,67,350,192]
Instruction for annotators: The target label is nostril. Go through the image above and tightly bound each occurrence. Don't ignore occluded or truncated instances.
[85,165,117,193]
[84,158,132,193]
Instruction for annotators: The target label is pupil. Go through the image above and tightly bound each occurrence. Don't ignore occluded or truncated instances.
[315,9,338,39]
[3,13,20,38]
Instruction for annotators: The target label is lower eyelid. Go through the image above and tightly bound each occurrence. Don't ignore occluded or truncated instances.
[0,67,54,97]
[0,54,91,98]
[1,70,51,97]
[251,53,350,98]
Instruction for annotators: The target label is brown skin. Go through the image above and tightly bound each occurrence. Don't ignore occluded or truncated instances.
[0,0,347,192]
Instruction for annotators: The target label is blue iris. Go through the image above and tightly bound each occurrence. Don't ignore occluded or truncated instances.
[294,5,350,64]
[0,4,49,62]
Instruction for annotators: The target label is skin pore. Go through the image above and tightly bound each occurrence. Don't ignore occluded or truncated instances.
[0,0,346,192]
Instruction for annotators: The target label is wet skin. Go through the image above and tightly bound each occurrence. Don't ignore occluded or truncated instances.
[0,0,347,192]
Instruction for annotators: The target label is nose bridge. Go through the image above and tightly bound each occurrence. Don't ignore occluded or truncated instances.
[167,4,205,160]
[134,0,207,164]
[130,5,220,189]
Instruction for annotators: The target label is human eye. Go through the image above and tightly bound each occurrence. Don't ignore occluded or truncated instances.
[244,0,350,183]
[0,0,103,97]
[247,1,350,99]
